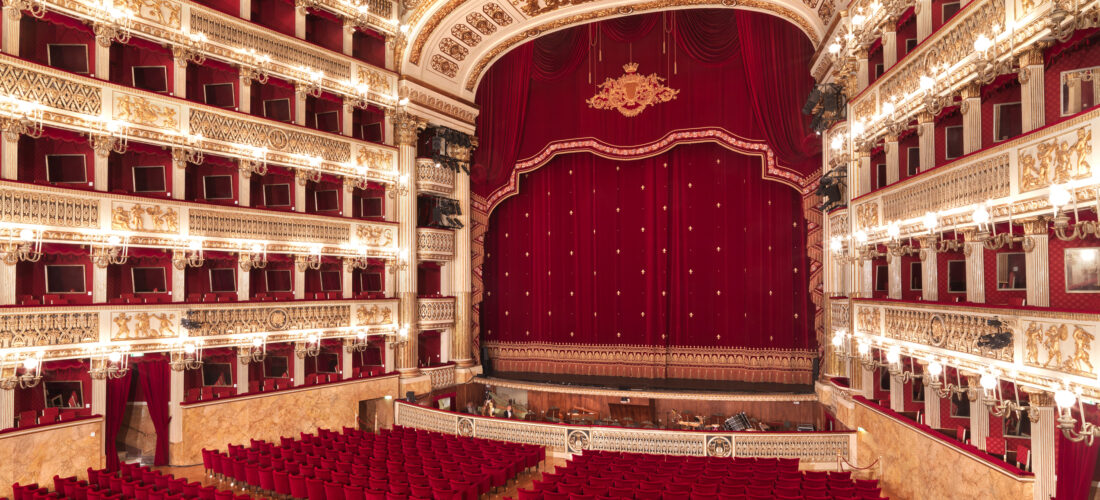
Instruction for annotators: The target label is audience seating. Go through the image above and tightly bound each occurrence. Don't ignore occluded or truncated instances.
[8,463,245,500]
[202,425,544,500]
[512,451,886,500]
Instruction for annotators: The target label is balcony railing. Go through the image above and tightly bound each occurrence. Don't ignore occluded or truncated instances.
[0,298,399,359]
[847,104,1100,243]
[0,53,397,183]
[415,159,456,195]
[422,363,456,390]
[417,297,455,328]
[0,180,399,258]
[417,228,455,260]
[31,0,397,104]
[833,296,1100,399]
[394,402,856,465]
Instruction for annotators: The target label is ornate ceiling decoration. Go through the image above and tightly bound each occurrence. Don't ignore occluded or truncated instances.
[400,0,831,101]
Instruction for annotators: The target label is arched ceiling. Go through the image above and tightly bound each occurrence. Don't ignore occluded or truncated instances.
[397,0,836,102]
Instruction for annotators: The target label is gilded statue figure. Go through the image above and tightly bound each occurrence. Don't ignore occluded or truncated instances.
[1068,326,1095,373]
[114,313,132,339]
[151,313,176,338]
[1043,324,1069,369]
[1025,322,1043,365]
[133,313,153,339]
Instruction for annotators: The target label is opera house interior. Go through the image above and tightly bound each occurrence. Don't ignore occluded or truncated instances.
[1,0,1100,497]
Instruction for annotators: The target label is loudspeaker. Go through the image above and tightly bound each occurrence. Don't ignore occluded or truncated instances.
[480,346,492,376]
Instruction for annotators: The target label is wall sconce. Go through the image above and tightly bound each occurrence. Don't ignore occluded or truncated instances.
[297,166,323,185]
[92,234,130,268]
[0,227,43,265]
[0,352,44,390]
[1051,182,1100,240]
[345,246,370,271]
[296,245,323,271]
[5,0,46,19]
[386,249,409,273]
[918,74,951,116]
[972,31,1019,85]
[239,242,268,271]
[236,48,271,85]
[1055,388,1100,445]
[91,0,134,46]
[921,212,964,253]
[296,334,321,358]
[856,341,881,371]
[238,336,267,364]
[885,221,919,257]
[980,372,1038,421]
[173,32,208,66]
[925,360,969,399]
[173,239,205,269]
[388,173,410,199]
[346,82,373,110]
[389,324,410,349]
[345,330,372,353]
[296,68,324,99]
[92,120,129,155]
[169,341,204,371]
[89,348,130,380]
[885,346,921,383]
[0,97,44,139]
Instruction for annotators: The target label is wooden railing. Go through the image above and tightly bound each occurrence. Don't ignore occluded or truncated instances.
[394,402,856,466]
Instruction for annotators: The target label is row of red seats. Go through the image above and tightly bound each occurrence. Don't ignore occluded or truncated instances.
[515,451,886,500]
[8,463,244,500]
[202,426,545,500]
[182,368,387,403]
[9,407,92,430]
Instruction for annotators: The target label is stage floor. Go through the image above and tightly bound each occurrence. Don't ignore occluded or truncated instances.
[484,371,814,394]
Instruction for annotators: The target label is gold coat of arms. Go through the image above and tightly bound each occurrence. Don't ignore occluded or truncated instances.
[586,63,679,117]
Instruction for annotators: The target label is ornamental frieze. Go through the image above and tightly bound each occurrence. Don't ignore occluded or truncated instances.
[1018,126,1094,192]
[358,223,397,248]
[185,304,350,337]
[0,312,99,349]
[880,153,1009,223]
[0,58,101,115]
[112,312,178,341]
[356,304,395,326]
[190,209,351,244]
[118,0,182,28]
[882,308,1013,361]
[0,186,99,228]
[1023,321,1098,377]
[189,109,352,164]
[855,306,880,335]
[855,202,878,231]
[111,203,180,233]
[113,94,179,129]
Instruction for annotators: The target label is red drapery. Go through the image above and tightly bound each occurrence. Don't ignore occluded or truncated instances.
[104,370,132,471]
[482,143,814,382]
[137,356,171,466]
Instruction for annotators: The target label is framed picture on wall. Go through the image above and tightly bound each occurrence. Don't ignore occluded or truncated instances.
[265,269,292,292]
[947,260,967,293]
[132,165,166,193]
[202,175,234,200]
[131,66,168,93]
[263,98,292,122]
[264,356,289,378]
[314,189,339,212]
[44,381,84,409]
[45,154,88,184]
[950,392,970,417]
[361,122,383,142]
[314,111,340,133]
[131,267,167,294]
[874,265,888,291]
[996,252,1027,290]
[209,268,236,293]
[263,183,292,207]
[912,377,925,402]
[1065,247,1100,292]
[46,265,86,294]
[46,44,89,74]
[203,83,236,109]
[1004,406,1032,437]
[910,262,923,291]
[201,363,233,386]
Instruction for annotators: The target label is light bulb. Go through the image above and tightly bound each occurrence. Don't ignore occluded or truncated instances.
[830,237,843,253]
[108,351,121,363]
[974,35,993,53]
[852,14,866,26]
[887,221,901,240]
[972,204,990,225]
[1050,184,1072,210]
[251,243,264,253]
[310,244,322,255]
[108,235,122,246]
[922,212,939,232]
[851,121,865,136]
[188,239,202,251]
[881,101,895,116]
[831,335,843,347]
[920,75,936,92]
[1055,389,1077,409]
[857,343,870,355]
[979,373,997,390]
[18,228,34,241]
[927,361,943,377]
[183,343,195,354]
[828,42,841,54]
[252,337,263,347]
[22,357,39,370]
[885,346,900,364]
[308,334,318,343]
[357,331,366,340]
[854,230,868,243]
[830,135,844,151]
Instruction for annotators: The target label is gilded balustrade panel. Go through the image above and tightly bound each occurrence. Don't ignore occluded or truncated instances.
[423,364,456,389]
[733,433,851,462]
[0,187,99,228]
[185,304,351,337]
[587,429,706,456]
[828,210,848,238]
[190,209,351,244]
[880,153,1010,223]
[416,160,456,195]
[418,298,455,326]
[881,306,1014,361]
[189,109,352,164]
[417,228,455,259]
[395,402,460,434]
[0,60,101,115]
[0,312,99,349]
[831,299,850,331]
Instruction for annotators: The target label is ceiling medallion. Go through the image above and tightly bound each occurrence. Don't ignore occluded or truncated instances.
[586,63,679,117]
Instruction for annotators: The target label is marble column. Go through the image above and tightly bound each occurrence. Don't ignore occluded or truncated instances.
[294,86,308,127]
[885,135,899,185]
[1026,390,1056,500]
[917,112,935,173]
[1023,217,1050,307]
[967,375,989,450]
[887,252,902,299]
[168,367,184,443]
[1,131,17,180]
[916,0,933,41]
[1019,47,1045,134]
[0,388,13,429]
[236,352,249,395]
[452,168,473,368]
[238,75,252,114]
[882,20,897,69]
[236,258,251,301]
[239,0,251,19]
[858,154,871,197]
[294,170,308,213]
[963,229,985,303]
[961,84,982,154]
[172,55,187,99]
[294,0,308,39]
[343,21,355,56]
[920,237,939,302]
[293,258,306,300]
[170,149,187,201]
[1,6,20,55]
[857,49,869,92]
[293,349,306,386]
[394,111,425,379]
[922,363,941,428]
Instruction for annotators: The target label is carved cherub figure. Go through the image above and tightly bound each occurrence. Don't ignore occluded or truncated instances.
[1043,324,1069,369]
[1025,322,1043,365]
[1068,326,1095,373]
[114,313,132,339]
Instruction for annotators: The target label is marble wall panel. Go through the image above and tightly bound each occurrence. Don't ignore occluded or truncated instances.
[0,418,103,498]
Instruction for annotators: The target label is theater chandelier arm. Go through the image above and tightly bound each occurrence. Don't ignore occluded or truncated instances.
[91,0,134,47]
[979,372,1040,421]
[0,228,43,265]
[4,0,46,19]
[1051,183,1100,240]
[295,335,322,358]
[238,336,267,364]
[386,324,410,349]
[344,330,372,353]
[386,249,409,273]
[169,341,205,371]
[91,120,130,156]
[237,49,273,85]
[884,345,922,384]
[239,243,269,272]
[173,33,209,66]
[0,97,44,139]
[296,246,324,271]
[345,247,371,271]
[923,360,971,400]
[1055,388,1100,444]
[388,174,410,199]
[0,352,44,390]
[173,240,206,270]
[89,348,131,380]
[885,221,919,257]
[92,234,130,268]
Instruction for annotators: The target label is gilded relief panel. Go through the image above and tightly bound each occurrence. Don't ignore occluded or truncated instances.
[882,308,1013,361]
[113,93,180,129]
[0,59,102,115]
[1018,126,1094,192]
[111,202,180,233]
[0,312,99,348]
[112,311,179,341]
[1023,321,1098,376]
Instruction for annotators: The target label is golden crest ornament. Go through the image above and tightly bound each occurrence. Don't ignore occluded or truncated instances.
[586,63,679,117]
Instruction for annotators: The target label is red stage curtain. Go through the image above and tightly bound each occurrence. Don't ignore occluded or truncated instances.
[482,143,812,381]
[471,9,819,201]
[104,370,132,471]
[1056,409,1100,500]
[137,356,171,465]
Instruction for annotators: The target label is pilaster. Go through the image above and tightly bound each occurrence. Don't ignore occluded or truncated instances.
[916,0,933,41]
[343,21,355,56]
[882,20,897,68]
[94,41,109,80]
[889,369,905,412]
[857,49,869,92]
[0,260,14,305]
[394,111,425,379]
[341,258,353,299]
[961,84,982,154]
[1023,217,1050,307]
[168,367,184,443]
[236,258,251,301]
[921,363,941,428]
[294,169,309,213]
[887,252,902,299]
[170,150,187,201]
[861,365,875,399]
[171,262,185,303]
[858,153,871,197]
[238,74,252,114]
[1019,48,1045,133]
[1,7,20,55]
[919,236,939,302]
[236,353,248,395]
[1,131,17,180]
[92,264,107,303]
[962,229,985,303]
[238,162,253,207]
[342,103,354,137]
[294,86,308,127]
[885,135,899,185]
[93,147,109,192]
[0,388,12,430]
[172,56,187,98]
[1026,390,1056,500]
[967,374,989,449]
[453,167,473,367]
[342,343,353,379]
[293,259,306,300]
[294,0,308,39]
[293,349,306,386]
[239,0,251,19]
[917,112,935,173]
[860,258,873,299]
